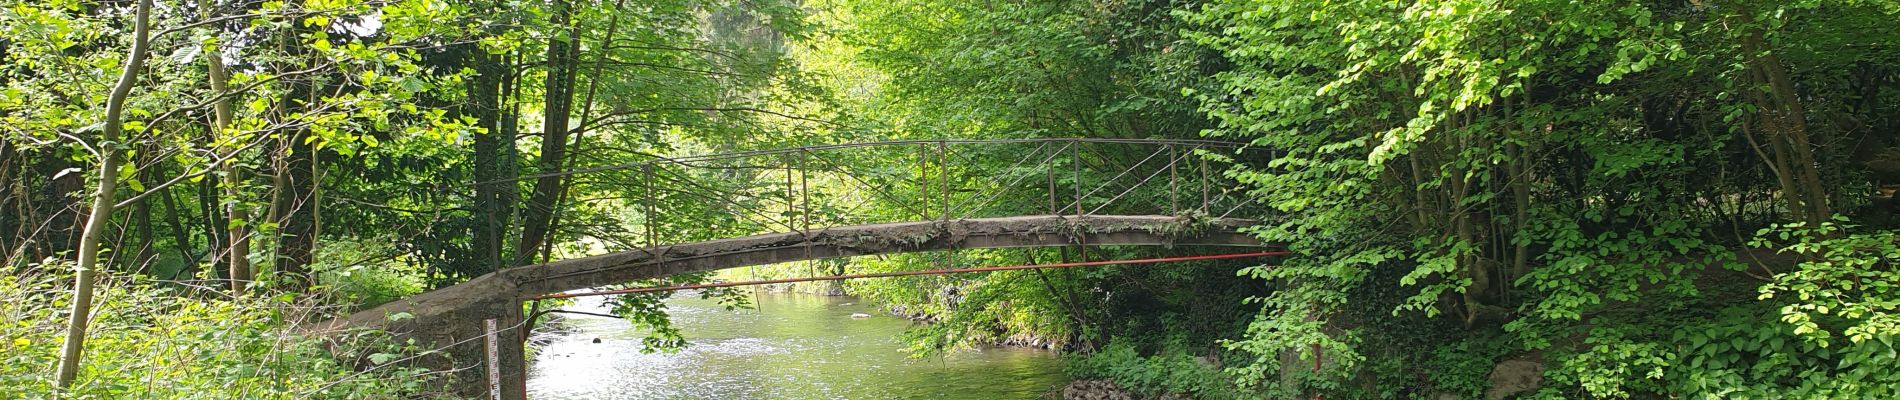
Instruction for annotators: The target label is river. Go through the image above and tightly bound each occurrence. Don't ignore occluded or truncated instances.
[526,291,1068,399]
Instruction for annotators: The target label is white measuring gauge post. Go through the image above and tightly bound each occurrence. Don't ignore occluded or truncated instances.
[485,318,502,400]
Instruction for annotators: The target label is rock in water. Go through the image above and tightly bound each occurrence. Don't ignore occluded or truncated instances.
[849,313,871,319]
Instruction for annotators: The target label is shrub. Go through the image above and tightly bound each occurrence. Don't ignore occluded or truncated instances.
[311,237,428,313]
[1068,340,1242,400]
[0,268,439,399]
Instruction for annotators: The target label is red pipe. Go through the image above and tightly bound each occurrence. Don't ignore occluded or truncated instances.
[527,250,1290,300]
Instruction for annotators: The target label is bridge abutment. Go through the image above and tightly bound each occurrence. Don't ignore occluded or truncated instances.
[392,296,528,399]
[316,274,529,399]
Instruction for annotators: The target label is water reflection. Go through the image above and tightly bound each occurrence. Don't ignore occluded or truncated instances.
[527,292,1066,399]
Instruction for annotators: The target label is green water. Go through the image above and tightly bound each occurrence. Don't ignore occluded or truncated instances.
[526,292,1067,399]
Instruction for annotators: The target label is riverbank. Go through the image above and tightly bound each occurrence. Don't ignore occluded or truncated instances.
[1054,380,1187,400]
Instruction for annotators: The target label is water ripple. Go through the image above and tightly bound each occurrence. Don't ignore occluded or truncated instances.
[527,293,1065,399]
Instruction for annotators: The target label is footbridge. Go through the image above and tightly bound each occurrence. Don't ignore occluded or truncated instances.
[312,139,1277,399]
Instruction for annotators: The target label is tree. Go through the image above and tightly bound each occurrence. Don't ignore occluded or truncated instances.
[54,0,152,387]
[1182,0,1900,396]
[514,0,580,266]
[200,0,252,292]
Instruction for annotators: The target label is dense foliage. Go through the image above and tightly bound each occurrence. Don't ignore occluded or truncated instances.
[1179,0,1900,397]
[771,0,1900,398]
[4,0,1898,398]
[1,0,813,394]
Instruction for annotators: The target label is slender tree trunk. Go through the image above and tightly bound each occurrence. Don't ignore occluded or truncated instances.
[500,50,523,226]
[0,138,20,268]
[1448,127,1486,327]
[276,125,317,290]
[55,0,151,387]
[201,2,252,291]
[1735,8,1832,227]
[198,174,225,275]
[542,0,629,265]
[272,4,319,290]
[158,181,195,278]
[33,145,83,261]
[1508,95,1533,282]
[0,36,14,268]
[267,155,285,233]
[514,0,578,265]
[1508,141,1530,280]
[131,168,155,270]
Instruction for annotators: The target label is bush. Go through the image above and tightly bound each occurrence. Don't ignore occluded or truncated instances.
[1426,335,1513,399]
[0,268,439,399]
[1068,340,1242,400]
[311,237,428,312]
[1659,305,1900,398]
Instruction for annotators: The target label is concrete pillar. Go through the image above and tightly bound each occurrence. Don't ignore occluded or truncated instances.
[478,300,528,400]
[422,298,527,400]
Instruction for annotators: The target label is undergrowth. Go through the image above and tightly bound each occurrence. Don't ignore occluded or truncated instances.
[0,265,440,399]
[1068,340,1243,400]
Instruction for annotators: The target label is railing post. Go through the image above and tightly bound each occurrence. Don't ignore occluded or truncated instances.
[1047,155,1057,216]
[644,164,659,265]
[800,150,811,234]
[1200,151,1210,214]
[1169,144,1179,214]
[1071,139,1086,262]
[800,150,813,277]
[1071,139,1082,218]
[918,143,930,220]
[939,140,949,222]
[785,152,797,236]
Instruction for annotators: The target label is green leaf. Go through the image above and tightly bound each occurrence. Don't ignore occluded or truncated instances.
[369,353,400,365]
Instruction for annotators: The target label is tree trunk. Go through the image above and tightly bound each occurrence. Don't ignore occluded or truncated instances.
[469,45,511,274]
[158,180,196,279]
[542,0,630,266]
[54,0,151,387]
[272,4,319,291]
[0,138,21,268]
[1509,141,1530,280]
[514,0,579,266]
[130,165,156,270]
[202,1,253,291]
[275,127,317,290]
[198,173,225,275]
[33,145,84,262]
[1735,9,1832,227]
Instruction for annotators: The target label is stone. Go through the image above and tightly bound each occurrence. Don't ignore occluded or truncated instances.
[1058,380,1136,400]
[1485,359,1544,400]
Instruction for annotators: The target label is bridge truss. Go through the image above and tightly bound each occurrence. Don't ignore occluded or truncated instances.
[496,138,1272,271]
